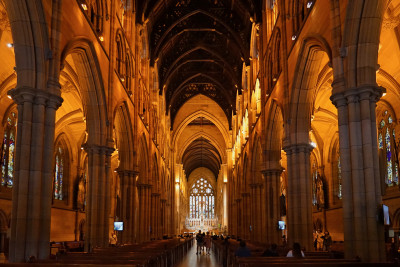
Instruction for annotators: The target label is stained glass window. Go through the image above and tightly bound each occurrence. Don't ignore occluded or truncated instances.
[379,110,399,186]
[311,154,318,206]
[54,145,65,200]
[1,111,17,187]
[189,178,215,219]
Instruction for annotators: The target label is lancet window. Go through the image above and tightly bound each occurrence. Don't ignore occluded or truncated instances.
[0,110,16,187]
[378,110,399,186]
[54,141,68,200]
[189,178,215,219]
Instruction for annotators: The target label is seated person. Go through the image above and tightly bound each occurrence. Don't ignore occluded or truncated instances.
[235,240,251,257]
[262,243,279,257]
[286,242,305,258]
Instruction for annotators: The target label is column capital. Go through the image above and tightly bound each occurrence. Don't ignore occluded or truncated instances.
[283,143,313,155]
[83,144,115,155]
[8,86,63,109]
[330,85,384,107]
[117,169,139,177]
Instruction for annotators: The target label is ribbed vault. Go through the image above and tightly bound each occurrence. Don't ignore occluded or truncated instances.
[136,0,262,127]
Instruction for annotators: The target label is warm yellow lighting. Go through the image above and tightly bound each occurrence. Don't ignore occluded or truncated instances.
[120,77,125,82]
[81,3,88,10]
[223,177,228,183]
[7,95,11,99]
[99,36,104,42]
[7,43,13,48]
[292,35,297,41]
[175,177,180,183]
[382,92,387,97]
[310,141,317,148]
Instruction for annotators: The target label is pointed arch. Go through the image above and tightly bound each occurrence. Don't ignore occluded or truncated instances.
[113,102,135,170]
[61,37,108,146]
[286,36,332,145]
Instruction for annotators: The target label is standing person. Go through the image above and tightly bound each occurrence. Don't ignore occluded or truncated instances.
[204,232,212,255]
[316,230,324,251]
[196,230,204,255]
[323,231,332,252]
[286,242,305,258]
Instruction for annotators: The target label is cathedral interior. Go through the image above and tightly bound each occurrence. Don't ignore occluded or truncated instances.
[0,0,400,265]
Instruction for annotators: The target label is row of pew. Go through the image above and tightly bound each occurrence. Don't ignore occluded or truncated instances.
[2,237,193,266]
[212,239,398,267]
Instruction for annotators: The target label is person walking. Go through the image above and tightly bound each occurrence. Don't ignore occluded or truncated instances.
[204,232,212,255]
[196,230,204,255]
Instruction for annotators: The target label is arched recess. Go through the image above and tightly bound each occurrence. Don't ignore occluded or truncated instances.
[172,109,230,150]
[286,36,332,145]
[60,37,108,146]
[251,135,263,184]
[265,100,284,169]
[177,131,225,167]
[113,102,135,171]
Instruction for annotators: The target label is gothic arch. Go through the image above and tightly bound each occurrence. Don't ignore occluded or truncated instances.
[286,36,332,145]
[265,100,283,169]
[113,102,135,171]
[251,135,263,184]
[172,108,230,150]
[60,37,108,146]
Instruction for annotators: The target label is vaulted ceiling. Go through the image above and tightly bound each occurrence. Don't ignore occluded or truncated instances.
[137,0,261,180]
[137,0,262,128]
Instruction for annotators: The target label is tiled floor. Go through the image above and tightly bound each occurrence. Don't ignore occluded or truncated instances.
[175,241,220,267]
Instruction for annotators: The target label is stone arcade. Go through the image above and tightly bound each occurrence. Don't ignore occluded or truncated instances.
[0,0,398,264]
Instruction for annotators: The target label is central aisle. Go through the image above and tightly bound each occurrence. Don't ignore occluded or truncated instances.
[175,241,220,267]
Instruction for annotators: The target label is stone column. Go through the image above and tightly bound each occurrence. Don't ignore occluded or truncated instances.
[331,86,385,261]
[8,88,62,262]
[137,184,145,243]
[235,198,241,238]
[118,170,137,244]
[262,169,283,245]
[283,144,313,250]
[84,144,114,251]
[242,193,251,240]
[250,183,263,242]
[161,199,166,236]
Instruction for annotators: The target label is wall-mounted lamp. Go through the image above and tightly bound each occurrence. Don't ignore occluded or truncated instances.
[81,3,88,10]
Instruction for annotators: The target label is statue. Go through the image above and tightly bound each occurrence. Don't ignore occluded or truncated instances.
[316,175,325,209]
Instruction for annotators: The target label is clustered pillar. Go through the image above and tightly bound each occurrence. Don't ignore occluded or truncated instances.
[263,169,282,245]
[283,143,313,251]
[84,144,114,251]
[117,170,137,244]
[331,86,385,261]
[8,88,62,262]
[250,183,263,242]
